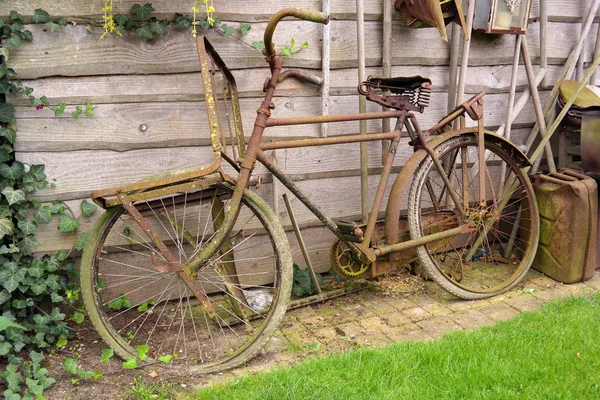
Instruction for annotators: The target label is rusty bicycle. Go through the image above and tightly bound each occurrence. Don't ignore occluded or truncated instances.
[80,8,539,373]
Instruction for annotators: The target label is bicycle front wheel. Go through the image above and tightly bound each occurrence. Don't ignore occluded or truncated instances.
[81,182,292,373]
[407,134,539,299]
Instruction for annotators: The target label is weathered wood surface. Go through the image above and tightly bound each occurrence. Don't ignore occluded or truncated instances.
[6,21,598,79]
[7,64,565,106]
[0,1,596,22]
[13,91,547,153]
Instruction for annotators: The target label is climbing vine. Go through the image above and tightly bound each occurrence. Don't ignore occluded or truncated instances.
[0,9,98,399]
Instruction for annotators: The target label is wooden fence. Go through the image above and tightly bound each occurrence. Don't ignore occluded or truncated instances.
[2,0,597,271]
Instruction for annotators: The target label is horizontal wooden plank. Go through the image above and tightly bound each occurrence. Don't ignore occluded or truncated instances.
[7,64,566,106]
[6,21,596,79]
[15,125,532,202]
[0,1,595,23]
[13,91,546,153]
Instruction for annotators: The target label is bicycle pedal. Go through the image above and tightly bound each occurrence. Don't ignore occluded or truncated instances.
[336,220,364,242]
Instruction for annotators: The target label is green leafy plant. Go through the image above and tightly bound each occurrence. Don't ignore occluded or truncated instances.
[108,293,132,310]
[1,352,56,399]
[62,357,102,382]
[291,263,323,297]
[101,348,114,363]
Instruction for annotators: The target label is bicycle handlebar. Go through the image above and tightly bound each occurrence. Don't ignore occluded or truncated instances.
[264,8,330,61]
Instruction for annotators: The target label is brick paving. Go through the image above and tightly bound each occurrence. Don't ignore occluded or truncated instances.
[208,270,600,383]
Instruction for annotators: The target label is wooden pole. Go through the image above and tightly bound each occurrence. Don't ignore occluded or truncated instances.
[590,17,600,85]
[381,0,392,164]
[321,0,331,137]
[540,0,548,87]
[521,35,556,173]
[524,0,600,155]
[356,0,369,223]
[576,0,591,81]
[447,24,462,114]
[455,0,476,107]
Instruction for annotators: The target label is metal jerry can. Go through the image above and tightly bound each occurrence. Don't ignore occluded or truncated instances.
[531,168,598,283]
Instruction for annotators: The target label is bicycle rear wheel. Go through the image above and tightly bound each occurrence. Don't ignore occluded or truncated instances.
[81,182,292,372]
[407,134,539,299]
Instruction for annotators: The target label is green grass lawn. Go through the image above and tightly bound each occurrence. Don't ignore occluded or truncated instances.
[189,294,600,400]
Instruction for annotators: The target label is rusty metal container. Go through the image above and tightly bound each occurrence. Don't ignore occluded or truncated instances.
[531,168,598,283]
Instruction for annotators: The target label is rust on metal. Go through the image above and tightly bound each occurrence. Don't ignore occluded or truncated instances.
[117,193,216,318]
[278,70,323,86]
[92,164,221,208]
[197,36,222,154]
[374,223,475,257]
[102,173,224,208]
[358,76,431,112]
[260,131,399,151]
[265,110,408,127]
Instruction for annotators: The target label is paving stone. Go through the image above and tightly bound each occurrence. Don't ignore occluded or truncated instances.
[381,311,412,327]
[531,287,569,302]
[467,299,492,309]
[554,282,595,297]
[585,273,600,290]
[288,306,317,319]
[386,297,418,311]
[449,309,496,330]
[396,326,434,342]
[417,316,463,338]
[279,318,307,335]
[402,306,432,322]
[477,302,520,322]
[312,304,343,317]
[361,299,397,315]
[504,295,544,312]
[334,321,364,338]
[282,330,317,348]
[407,293,438,307]
[384,322,425,342]
[446,301,473,312]
[302,315,329,327]
[422,303,453,316]
[358,316,388,334]
[313,327,339,342]
[263,332,289,353]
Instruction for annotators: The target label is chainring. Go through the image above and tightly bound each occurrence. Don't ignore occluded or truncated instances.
[329,239,371,279]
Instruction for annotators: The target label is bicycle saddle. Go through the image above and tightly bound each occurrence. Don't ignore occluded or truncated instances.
[364,75,432,93]
[359,75,432,112]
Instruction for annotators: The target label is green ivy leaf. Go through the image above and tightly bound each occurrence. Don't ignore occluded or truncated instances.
[26,378,44,396]
[56,337,68,349]
[0,205,12,218]
[70,311,85,324]
[32,8,51,23]
[45,275,61,291]
[0,127,15,143]
[57,18,68,27]
[281,47,291,57]
[0,145,12,163]
[74,232,89,251]
[80,199,97,217]
[114,14,129,26]
[50,307,65,322]
[20,30,33,41]
[10,11,22,20]
[18,220,37,235]
[58,214,80,232]
[33,207,52,223]
[131,3,155,21]
[137,302,149,312]
[29,280,47,295]
[122,356,138,369]
[27,260,45,278]
[19,235,41,255]
[0,262,25,292]
[240,23,251,36]
[0,102,15,122]
[29,164,46,181]
[302,40,309,49]
[136,25,153,39]
[251,41,265,52]
[5,35,21,48]
[150,21,167,36]
[0,218,15,239]
[101,348,114,363]
[0,341,13,356]
[10,21,24,32]
[0,162,25,180]
[158,354,172,364]
[12,299,28,309]
[0,290,11,305]
[45,22,61,32]
[137,344,149,361]
[50,291,63,303]
[50,201,65,214]
[71,105,83,119]
[51,103,67,116]
[77,370,94,380]
[2,187,26,205]
[86,102,95,115]
[62,358,78,375]
[108,294,132,310]
[221,24,234,36]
